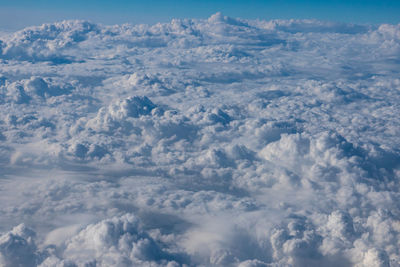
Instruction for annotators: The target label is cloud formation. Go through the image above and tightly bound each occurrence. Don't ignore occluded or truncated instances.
[0,13,399,266]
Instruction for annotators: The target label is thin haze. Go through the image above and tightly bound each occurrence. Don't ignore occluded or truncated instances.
[0,0,400,30]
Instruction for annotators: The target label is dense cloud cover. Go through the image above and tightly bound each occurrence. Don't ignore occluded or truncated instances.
[0,13,399,266]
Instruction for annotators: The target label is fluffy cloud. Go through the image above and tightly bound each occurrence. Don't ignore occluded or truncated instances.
[0,13,399,266]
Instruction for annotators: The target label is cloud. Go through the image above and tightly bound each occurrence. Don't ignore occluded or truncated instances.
[0,13,399,266]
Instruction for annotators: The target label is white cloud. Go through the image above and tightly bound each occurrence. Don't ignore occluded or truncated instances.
[0,13,399,266]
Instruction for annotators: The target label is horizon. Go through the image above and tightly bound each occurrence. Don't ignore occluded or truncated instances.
[1,0,400,266]
[0,0,399,30]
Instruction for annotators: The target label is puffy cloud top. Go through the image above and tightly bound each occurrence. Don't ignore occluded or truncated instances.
[0,13,399,267]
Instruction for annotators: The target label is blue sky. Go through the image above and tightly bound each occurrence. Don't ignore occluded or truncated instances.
[1,0,400,30]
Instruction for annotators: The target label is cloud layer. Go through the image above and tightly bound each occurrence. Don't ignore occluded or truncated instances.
[0,13,399,266]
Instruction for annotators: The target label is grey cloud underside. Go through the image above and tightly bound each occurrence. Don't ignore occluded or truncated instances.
[0,13,399,266]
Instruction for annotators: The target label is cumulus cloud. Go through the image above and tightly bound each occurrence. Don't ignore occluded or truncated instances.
[0,13,399,266]
[61,214,179,266]
[0,224,42,267]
